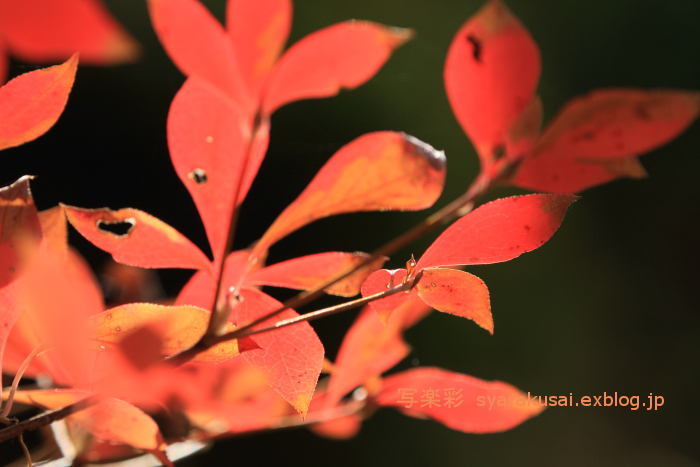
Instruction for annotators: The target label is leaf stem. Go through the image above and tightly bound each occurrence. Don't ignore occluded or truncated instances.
[1,347,45,419]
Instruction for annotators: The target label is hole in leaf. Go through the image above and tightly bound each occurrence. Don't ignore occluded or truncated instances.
[188,168,208,184]
[466,34,482,62]
[97,218,136,237]
[492,144,506,161]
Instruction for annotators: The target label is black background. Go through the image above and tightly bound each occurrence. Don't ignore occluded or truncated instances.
[3,1,700,466]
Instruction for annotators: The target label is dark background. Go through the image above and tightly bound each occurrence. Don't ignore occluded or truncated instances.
[3,0,700,465]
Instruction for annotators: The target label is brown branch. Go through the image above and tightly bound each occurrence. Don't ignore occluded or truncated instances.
[0,396,98,444]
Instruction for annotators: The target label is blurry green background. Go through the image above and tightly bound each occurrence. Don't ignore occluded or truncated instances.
[3,0,700,465]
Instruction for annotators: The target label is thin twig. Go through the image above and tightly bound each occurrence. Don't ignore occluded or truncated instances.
[1,347,45,419]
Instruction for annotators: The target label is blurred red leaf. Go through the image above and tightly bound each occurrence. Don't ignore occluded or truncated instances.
[415,268,492,333]
[0,0,138,67]
[444,0,540,166]
[64,206,210,270]
[377,367,544,433]
[0,55,77,150]
[262,21,412,113]
[512,89,700,192]
[234,288,324,417]
[253,132,446,257]
[0,176,40,287]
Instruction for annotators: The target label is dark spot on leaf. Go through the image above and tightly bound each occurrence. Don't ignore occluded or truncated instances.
[492,144,506,161]
[635,105,652,120]
[466,34,482,63]
[188,168,208,184]
[97,218,135,237]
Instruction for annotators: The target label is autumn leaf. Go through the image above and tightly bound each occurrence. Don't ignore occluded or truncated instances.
[444,0,540,166]
[0,55,78,150]
[234,288,324,417]
[415,268,492,334]
[167,78,269,260]
[0,0,138,69]
[376,367,544,433]
[512,89,700,193]
[248,251,387,297]
[261,21,412,113]
[253,132,446,258]
[64,205,210,270]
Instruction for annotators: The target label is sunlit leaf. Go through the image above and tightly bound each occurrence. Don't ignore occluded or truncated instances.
[234,288,324,417]
[444,0,540,164]
[64,205,210,270]
[254,132,446,257]
[262,21,412,113]
[416,194,576,269]
[0,55,77,150]
[415,268,492,333]
[249,251,387,297]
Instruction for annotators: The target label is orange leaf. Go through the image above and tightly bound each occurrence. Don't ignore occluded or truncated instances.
[377,367,544,433]
[0,0,138,64]
[444,0,540,165]
[249,251,387,297]
[234,288,324,417]
[148,0,252,111]
[0,55,77,150]
[64,205,210,270]
[254,132,446,257]
[167,78,269,259]
[262,21,412,113]
[227,0,292,97]
[415,268,492,334]
[91,303,209,357]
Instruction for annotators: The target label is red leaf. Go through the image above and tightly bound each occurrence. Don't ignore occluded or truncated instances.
[377,367,544,433]
[415,268,492,334]
[0,55,77,150]
[0,41,7,83]
[0,176,41,287]
[359,268,413,318]
[227,0,292,97]
[253,132,446,257]
[234,288,324,417]
[0,0,138,65]
[249,251,387,297]
[444,0,540,165]
[326,306,411,405]
[262,21,412,113]
[512,89,700,193]
[148,0,252,111]
[416,194,576,269]
[167,78,269,259]
[64,205,210,270]
[176,250,251,309]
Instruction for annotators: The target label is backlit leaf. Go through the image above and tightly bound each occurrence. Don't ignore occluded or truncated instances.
[444,0,540,164]
[0,176,41,286]
[64,205,210,270]
[249,251,387,297]
[0,0,139,65]
[262,21,412,113]
[167,78,269,259]
[254,132,446,257]
[91,303,209,357]
[234,288,324,417]
[148,0,252,111]
[415,268,492,333]
[227,0,292,97]
[0,55,77,150]
[416,194,576,269]
[377,367,544,433]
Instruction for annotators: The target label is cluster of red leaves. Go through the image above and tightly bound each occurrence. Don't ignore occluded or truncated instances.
[0,0,697,464]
